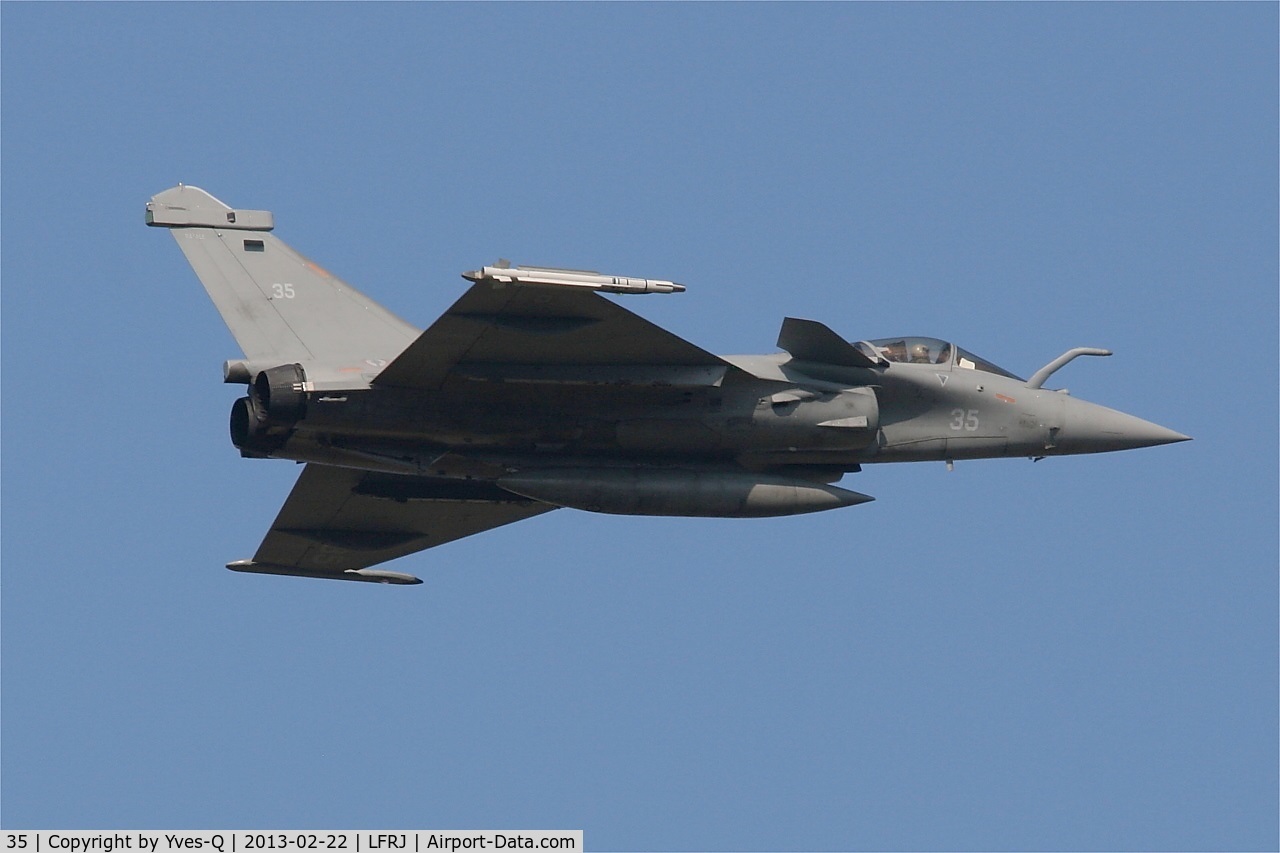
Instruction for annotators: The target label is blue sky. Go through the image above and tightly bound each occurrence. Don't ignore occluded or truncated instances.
[2,4,1276,850]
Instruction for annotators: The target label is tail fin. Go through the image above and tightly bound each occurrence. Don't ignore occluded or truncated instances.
[146,185,419,365]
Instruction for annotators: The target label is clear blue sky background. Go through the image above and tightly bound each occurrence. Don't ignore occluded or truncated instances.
[3,4,1276,851]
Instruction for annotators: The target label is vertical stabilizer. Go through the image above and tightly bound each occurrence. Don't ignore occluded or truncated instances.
[146,185,419,365]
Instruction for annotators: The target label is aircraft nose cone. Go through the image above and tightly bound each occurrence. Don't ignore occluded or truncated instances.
[1056,399,1191,454]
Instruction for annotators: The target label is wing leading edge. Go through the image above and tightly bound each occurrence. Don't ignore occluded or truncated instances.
[227,464,557,584]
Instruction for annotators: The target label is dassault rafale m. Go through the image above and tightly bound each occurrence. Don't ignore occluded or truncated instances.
[146,185,1189,585]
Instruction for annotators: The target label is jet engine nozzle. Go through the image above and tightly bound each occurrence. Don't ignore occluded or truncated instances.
[252,363,308,425]
[230,363,309,456]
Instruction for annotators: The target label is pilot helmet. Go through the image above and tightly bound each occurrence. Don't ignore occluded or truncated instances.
[911,343,931,361]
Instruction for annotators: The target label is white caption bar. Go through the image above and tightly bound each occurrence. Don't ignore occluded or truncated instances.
[2,833,582,853]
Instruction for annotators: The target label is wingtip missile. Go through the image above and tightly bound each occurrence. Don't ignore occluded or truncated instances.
[462,263,685,294]
[344,568,424,585]
[226,559,422,585]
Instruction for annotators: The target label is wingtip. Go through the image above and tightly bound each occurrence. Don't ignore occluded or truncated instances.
[344,568,424,585]
[225,560,423,585]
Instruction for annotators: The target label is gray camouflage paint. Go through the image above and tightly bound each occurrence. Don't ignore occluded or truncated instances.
[146,186,1189,585]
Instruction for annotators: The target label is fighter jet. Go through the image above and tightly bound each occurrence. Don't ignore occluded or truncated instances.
[146,185,1189,585]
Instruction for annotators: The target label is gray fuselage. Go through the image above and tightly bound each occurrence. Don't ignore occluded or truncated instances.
[242,350,1178,484]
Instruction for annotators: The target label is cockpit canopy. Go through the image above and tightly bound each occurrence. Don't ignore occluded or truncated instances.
[858,337,1023,380]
